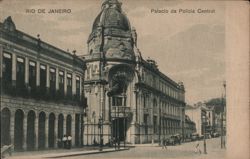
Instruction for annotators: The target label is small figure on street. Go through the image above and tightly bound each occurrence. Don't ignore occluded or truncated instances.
[117,136,120,149]
[67,135,72,149]
[1,144,13,158]
[57,138,62,148]
[162,138,167,149]
[62,135,67,149]
[195,140,201,154]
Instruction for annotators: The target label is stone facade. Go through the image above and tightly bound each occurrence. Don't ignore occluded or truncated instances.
[0,17,86,151]
[82,0,186,145]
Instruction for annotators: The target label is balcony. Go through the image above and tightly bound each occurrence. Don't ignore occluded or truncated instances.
[111,106,131,118]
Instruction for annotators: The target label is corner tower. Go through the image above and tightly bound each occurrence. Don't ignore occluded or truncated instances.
[83,0,139,146]
[87,0,135,60]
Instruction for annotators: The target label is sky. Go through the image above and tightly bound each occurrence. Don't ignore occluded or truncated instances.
[0,0,226,104]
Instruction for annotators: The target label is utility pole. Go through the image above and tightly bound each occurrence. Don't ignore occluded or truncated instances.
[221,81,226,149]
[203,115,207,154]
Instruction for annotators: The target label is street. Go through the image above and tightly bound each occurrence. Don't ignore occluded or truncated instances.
[8,137,225,159]
[69,138,225,159]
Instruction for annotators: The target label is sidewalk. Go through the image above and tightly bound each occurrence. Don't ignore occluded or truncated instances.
[6,147,130,159]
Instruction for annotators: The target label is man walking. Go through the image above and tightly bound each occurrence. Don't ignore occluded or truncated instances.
[162,138,167,149]
[67,135,72,149]
[195,140,201,154]
[62,135,67,149]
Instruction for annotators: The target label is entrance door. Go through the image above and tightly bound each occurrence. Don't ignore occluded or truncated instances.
[112,118,127,141]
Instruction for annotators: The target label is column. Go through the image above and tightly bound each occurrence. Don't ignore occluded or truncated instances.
[25,57,29,85]
[138,92,142,144]
[46,64,50,88]
[54,115,58,148]
[0,46,2,78]
[36,61,40,86]
[63,114,67,136]
[12,53,16,86]
[23,113,28,150]
[72,73,76,95]
[79,114,83,146]
[64,70,67,95]
[45,116,49,148]
[10,113,15,147]
[105,91,109,122]
[131,90,136,123]
[35,114,39,150]
[55,67,59,90]
[71,115,76,147]
[79,76,82,100]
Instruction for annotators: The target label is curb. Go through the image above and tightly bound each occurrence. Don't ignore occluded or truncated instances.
[43,148,130,158]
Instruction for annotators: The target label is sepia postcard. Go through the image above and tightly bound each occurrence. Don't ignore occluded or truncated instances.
[0,0,249,159]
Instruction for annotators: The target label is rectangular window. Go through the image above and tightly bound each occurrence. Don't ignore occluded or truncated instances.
[153,116,157,133]
[2,53,12,87]
[86,67,90,79]
[76,76,80,100]
[143,94,146,108]
[29,61,36,91]
[66,73,72,98]
[112,96,123,106]
[49,68,56,96]
[16,57,25,88]
[59,70,64,96]
[144,114,148,135]
[40,64,47,94]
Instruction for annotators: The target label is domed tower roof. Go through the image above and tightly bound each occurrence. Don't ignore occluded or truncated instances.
[92,0,131,32]
[87,0,136,61]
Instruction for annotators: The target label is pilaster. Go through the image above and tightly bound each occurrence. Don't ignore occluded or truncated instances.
[36,61,40,86]
[25,57,29,84]
[45,116,49,148]
[23,113,28,150]
[11,53,16,85]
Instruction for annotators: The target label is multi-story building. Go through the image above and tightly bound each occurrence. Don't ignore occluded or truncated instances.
[205,105,215,134]
[184,115,196,139]
[82,0,185,145]
[0,16,86,151]
[185,103,215,136]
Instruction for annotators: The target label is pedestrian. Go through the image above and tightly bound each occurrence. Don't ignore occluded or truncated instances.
[67,135,72,149]
[195,140,201,154]
[62,135,67,149]
[57,138,62,148]
[162,138,167,149]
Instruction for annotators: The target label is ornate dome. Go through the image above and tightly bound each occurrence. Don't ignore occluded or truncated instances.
[91,0,131,32]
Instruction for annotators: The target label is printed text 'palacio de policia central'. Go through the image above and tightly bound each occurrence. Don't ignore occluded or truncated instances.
[0,0,185,151]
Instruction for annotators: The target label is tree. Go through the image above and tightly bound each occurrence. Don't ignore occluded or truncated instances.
[205,98,226,114]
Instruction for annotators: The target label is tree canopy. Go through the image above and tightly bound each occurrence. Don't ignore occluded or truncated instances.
[205,98,226,114]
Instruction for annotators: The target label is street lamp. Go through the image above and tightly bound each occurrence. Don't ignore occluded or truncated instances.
[98,116,103,151]
[92,112,96,145]
[202,115,207,154]
[221,81,226,149]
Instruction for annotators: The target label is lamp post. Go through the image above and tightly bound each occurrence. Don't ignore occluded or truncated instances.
[93,112,96,145]
[220,81,226,149]
[202,115,207,154]
[98,116,103,151]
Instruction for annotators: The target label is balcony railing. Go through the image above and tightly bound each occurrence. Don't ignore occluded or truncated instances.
[111,106,131,118]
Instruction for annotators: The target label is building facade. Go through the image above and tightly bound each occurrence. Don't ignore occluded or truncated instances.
[82,0,186,145]
[185,103,215,136]
[184,115,196,139]
[0,17,86,151]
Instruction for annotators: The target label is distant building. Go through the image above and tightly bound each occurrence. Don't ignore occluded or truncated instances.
[184,115,196,139]
[205,105,215,134]
[0,16,86,151]
[185,103,214,135]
